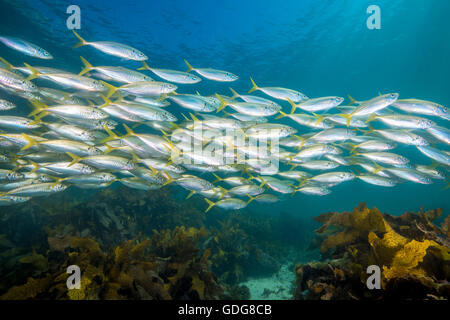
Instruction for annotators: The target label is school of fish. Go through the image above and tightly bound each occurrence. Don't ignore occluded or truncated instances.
[0,31,449,212]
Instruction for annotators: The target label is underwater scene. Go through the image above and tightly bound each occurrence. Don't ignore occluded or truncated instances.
[0,0,448,303]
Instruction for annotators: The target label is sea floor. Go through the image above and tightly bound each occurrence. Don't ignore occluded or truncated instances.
[239,247,320,300]
[240,262,296,300]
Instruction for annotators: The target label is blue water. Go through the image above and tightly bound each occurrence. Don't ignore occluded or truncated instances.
[0,0,449,217]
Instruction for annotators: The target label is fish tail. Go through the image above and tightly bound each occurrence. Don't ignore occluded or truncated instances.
[298,178,309,187]
[101,125,120,143]
[372,163,385,174]
[123,123,135,137]
[347,94,359,105]
[28,100,48,117]
[79,56,93,76]
[137,61,151,71]
[246,193,256,205]
[347,143,358,154]
[103,144,120,154]
[159,129,171,137]
[339,113,353,127]
[185,191,196,200]
[99,94,112,109]
[229,87,239,99]
[99,80,118,98]
[0,56,14,70]
[365,114,377,124]
[20,133,38,151]
[162,172,175,186]
[294,135,307,149]
[72,30,88,48]
[312,112,325,125]
[204,198,216,213]
[426,161,439,169]
[286,98,297,113]
[212,173,222,183]
[248,77,259,93]
[258,177,266,188]
[184,59,194,72]
[189,112,200,122]
[27,160,41,173]
[217,186,227,200]
[275,110,288,120]
[66,152,82,167]
[24,63,41,81]
[215,93,227,113]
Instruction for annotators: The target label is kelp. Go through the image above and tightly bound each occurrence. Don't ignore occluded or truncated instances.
[296,203,450,300]
[0,226,223,300]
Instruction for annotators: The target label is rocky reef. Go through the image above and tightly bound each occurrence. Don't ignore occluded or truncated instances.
[294,203,450,300]
[0,186,298,300]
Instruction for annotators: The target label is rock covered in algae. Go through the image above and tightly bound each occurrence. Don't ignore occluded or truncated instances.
[295,203,449,300]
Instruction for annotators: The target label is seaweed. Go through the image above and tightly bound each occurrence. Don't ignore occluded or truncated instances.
[295,203,450,300]
[0,226,223,300]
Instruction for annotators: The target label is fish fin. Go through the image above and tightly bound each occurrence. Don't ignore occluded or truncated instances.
[215,93,227,113]
[79,56,93,76]
[159,129,171,137]
[101,125,120,143]
[221,110,231,118]
[246,193,256,205]
[426,161,440,169]
[28,115,45,126]
[441,181,450,191]
[372,163,385,174]
[189,112,200,123]
[248,77,259,93]
[347,142,358,154]
[217,186,228,200]
[99,94,112,109]
[286,98,297,113]
[20,133,38,151]
[298,178,308,187]
[23,63,41,80]
[72,30,88,48]
[0,56,14,70]
[365,114,377,124]
[103,144,119,154]
[347,94,360,105]
[28,100,48,117]
[294,135,307,149]
[204,198,216,213]
[28,160,41,173]
[312,112,325,125]
[339,113,353,127]
[186,191,196,200]
[162,172,175,186]
[137,61,151,71]
[123,123,135,137]
[275,110,288,120]
[184,59,194,72]
[258,178,266,188]
[169,122,179,129]
[180,113,190,121]
[229,87,239,99]
[66,152,82,167]
[99,80,118,98]
[212,173,222,183]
